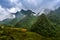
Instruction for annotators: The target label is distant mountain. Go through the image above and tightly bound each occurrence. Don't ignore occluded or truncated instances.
[43,9,51,15]
[37,9,51,16]
[21,9,35,15]
[47,7,60,24]
[15,10,36,28]
[0,10,25,26]
[9,11,25,26]
[0,9,36,27]
[15,15,37,29]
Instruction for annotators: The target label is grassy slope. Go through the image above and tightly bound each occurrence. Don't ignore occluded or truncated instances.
[0,27,52,40]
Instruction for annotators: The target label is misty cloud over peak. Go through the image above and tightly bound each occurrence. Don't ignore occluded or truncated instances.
[0,0,60,21]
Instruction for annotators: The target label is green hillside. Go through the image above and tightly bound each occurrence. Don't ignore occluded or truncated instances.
[15,15,37,29]
[0,9,60,40]
[0,26,52,40]
[15,10,37,29]
[47,7,60,24]
[31,14,60,40]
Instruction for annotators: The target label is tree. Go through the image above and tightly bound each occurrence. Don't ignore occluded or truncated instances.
[31,14,56,37]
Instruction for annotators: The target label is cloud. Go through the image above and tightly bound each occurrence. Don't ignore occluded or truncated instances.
[0,0,14,8]
[26,0,37,6]
[10,0,18,3]
[2,0,60,13]
[7,7,21,13]
[0,0,22,21]
[0,5,16,21]
[20,0,60,13]
[0,0,60,21]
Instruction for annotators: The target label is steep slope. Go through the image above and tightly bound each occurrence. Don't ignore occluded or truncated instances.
[31,14,57,37]
[47,7,60,24]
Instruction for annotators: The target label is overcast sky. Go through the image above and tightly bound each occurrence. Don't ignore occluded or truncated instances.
[0,0,60,21]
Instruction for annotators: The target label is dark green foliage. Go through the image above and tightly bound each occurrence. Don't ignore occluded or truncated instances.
[47,7,60,24]
[47,7,60,39]
[31,14,56,37]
